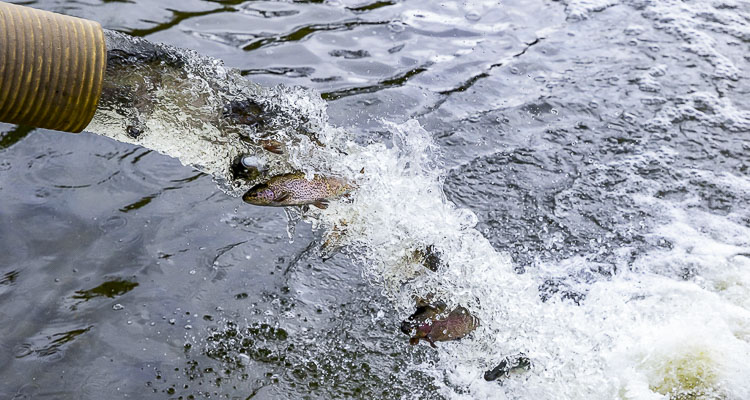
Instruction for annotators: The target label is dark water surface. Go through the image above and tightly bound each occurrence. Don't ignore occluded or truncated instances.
[1,0,750,399]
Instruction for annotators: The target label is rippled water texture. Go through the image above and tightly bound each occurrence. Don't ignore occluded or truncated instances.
[1,0,750,399]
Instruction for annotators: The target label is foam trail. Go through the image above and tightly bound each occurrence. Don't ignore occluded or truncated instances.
[287,117,750,398]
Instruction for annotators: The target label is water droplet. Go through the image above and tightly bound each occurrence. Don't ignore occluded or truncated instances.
[184,324,192,330]
[640,97,666,106]
[34,188,51,200]
[13,343,32,358]
[510,67,520,75]
[113,304,124,311]
[238,354,251,365]
[240,155,262,169]
[624,25,644,36]
[99,215,127,233]
[168,319,176,325]
[465,11,481,21]
[0,161,10,171]
[387,22,405,33]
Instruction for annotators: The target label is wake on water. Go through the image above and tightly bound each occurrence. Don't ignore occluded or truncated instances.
[86,0,750,398]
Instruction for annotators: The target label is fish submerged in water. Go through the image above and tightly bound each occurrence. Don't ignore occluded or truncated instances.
[242,172,351,209]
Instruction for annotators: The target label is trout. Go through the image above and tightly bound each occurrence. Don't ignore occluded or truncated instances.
[242,172,351,209]
[400,301,479,348]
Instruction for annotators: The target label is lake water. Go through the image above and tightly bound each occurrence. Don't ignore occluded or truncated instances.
[1,0,749,399]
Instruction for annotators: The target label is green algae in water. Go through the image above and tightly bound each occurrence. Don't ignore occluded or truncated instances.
[643,350,724,400]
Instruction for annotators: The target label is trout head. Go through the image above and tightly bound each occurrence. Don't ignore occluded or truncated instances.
[242,183,288,206]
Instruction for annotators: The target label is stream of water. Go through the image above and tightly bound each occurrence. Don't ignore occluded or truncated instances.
[1,0,749,399]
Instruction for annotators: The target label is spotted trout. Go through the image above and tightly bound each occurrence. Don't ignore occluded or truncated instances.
[400,301,479,348]
[242,172,351,209]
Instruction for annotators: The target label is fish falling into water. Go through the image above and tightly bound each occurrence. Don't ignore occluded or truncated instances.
[242,172,351,209]
[401,301,479,348]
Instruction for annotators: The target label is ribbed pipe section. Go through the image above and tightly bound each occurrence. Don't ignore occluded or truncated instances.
[0,2,106,133]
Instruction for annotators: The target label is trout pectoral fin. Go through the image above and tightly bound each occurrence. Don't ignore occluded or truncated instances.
[313,200,329,209]
[275,192,290,203]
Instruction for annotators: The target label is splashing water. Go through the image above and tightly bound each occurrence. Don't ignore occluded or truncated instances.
[80,3,750,398]
[88,30,331,197]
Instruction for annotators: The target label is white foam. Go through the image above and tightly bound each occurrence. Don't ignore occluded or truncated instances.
[648,91,750,133]
[562,0,746,81]
[282,110,749,397]
[562,0,619,20]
